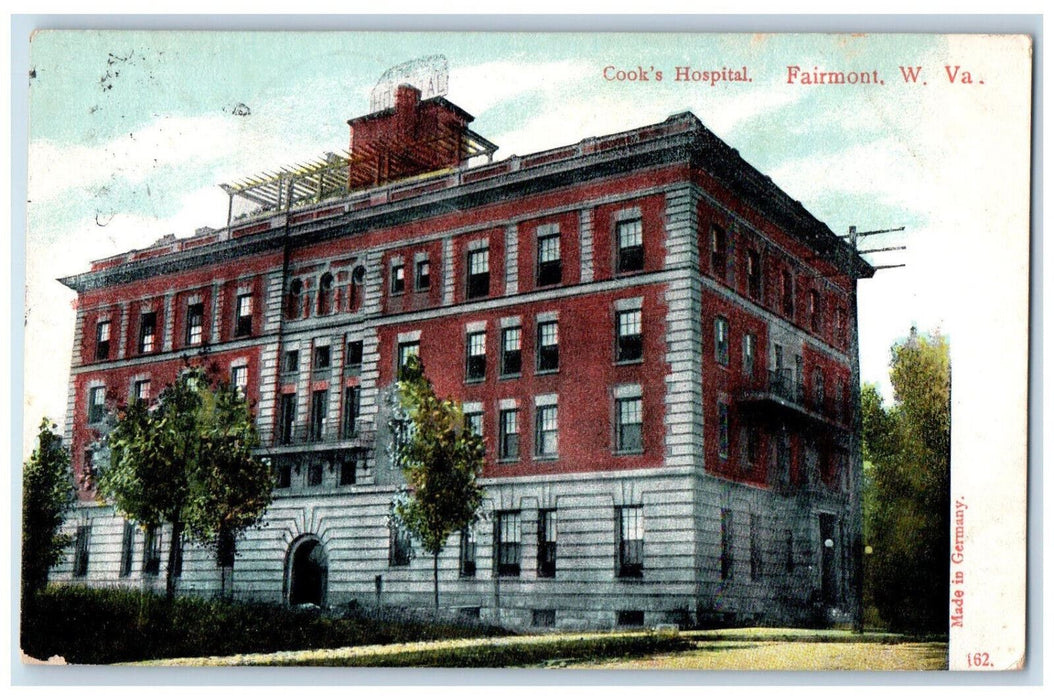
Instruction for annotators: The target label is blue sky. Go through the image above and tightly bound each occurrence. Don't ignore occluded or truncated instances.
[24,31,1032,456]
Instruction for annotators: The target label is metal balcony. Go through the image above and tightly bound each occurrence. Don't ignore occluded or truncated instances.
[270,420,376,453]
[737,368,848,432]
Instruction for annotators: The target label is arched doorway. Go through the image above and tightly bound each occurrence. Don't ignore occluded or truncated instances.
[286,535,328,607]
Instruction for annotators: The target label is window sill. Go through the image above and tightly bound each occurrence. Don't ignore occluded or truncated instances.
[613,449,645,457]
[496,457,520,464]
[464,377,486,385]
[534,455,559,462]
[499,373,522,381]
[617,572,644,581]
[535,369,559,376]
[614,358,643,366]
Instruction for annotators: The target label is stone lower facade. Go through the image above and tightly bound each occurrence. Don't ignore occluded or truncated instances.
[53,466,855,630]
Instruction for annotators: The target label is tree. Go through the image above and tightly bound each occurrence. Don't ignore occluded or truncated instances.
[389,355,486,610]
[861,328,951,633]
[21,419,74,606]
[96,364,275,599]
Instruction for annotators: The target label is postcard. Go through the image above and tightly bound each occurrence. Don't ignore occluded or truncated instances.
[19,29,1031,673]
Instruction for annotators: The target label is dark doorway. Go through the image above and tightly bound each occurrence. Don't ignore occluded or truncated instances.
[819,514,837,605]
[288,536,327,606]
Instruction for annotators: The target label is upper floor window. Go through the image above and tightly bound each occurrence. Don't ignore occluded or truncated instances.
[397,340,420,378]
[313,345,331,371]
[278,393,296,445]
[138,312,156,354]
[809,290,822,333]
[536,227,562,287]
[390,262,405,295]
[235,294,253,337]
[537,509,557,578]
[714,316,730,366]
[283,350,300,375]
[746,249,762,300]
[616,216,644,273]
[465,409,483,437]
[536,320,559,373]
[95,320,111,361]
[616,309,643,363]
[744,425,760,474]
[501,326,522,376]
[711,225,728,278]
[231,365,248,398]
[467,248,490,299]
[309,389,327,441]
[499,407,519,460]
[318,273,334,315]
[465,331,487,382]
[343,386,361,438]
[286,279,303,320]
[88,386,106,423]
[743,333,756,379]
[535,400,558,459]
[495,511,522,577]
[718,401,730,459]
[185,303,204,346]
[345,340,363,375]
[617,506,644,578]
[781,271,795,318]
[415,259,431,291]
[615,394,644,454]
[339,452,359,486]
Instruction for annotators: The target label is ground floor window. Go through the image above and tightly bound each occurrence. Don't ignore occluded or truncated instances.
[72,525,90,577]
[617,506,644,578]
[496,511,522,576]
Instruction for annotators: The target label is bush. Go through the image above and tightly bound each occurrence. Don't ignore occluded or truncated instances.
[21,586,508,665]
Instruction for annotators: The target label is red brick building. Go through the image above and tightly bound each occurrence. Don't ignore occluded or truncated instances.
[56,84,872,628]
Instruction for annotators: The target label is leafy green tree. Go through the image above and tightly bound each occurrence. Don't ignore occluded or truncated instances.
[21,419,75,606]
[862,328,951,633]
[96,365,275,599]
[390,355,486,610]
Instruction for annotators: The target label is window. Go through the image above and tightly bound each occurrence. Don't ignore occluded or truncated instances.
[390,262,405,294]
[278,393,296,445]
[339,452,358,486]
[535,403,558,458]
[743,333,756,379]
[185,303,204,346]
[318,272,334,315]
[718,401,730,459]
[781,271,794,317]
[616,217,644,273]
[537,509,557,578]
[415,259,431,291]
[397,340,420,377]
[235,294,253,337]
[465,331,487,381]
[287,279,303,320]
[231,365,248,398]
[459,528,477,577]
[120,521,135,577]
[309,390,327,441]
[809,290,822,333]
[133,379,151,404]
[746,249,761,299]
[721,508,733,580]
[307,460,323,487]
[536,229,562,286]
[389,517,412,566]
[95,320,111,361]
[499,408,519,460]
[313,345,331,371]
[495,511,521,576]
[616,396,643,453]
[616,309,643,363]
[744,425,760,474]
[467,248,490,299]
[813,368,825,409]
[501,326,522,376]
[710,225,727,278]
[345,340,363,375]
[465,410,483,437]
[83,449,94,479]
[343,386,361,438]
[73,525,90,577]
[88,386,106,423]
[172,535,184,578]
[138,311,156,354]
[143,525,162,576]
[536,320,559,372]
[617,505,644,578]
[277,460,292,489]
[750,514,761,580]
[714,316,729,366]
[283,350,300,374]
[533,609,556,627]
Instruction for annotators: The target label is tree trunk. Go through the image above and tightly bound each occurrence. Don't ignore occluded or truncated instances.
[165,520,183,600]
[433,551,439,611]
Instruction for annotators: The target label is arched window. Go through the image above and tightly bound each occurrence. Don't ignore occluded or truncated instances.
[317,272,334,316]
[286,279,303,320]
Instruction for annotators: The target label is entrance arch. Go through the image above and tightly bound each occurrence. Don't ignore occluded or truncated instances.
[285,535,328,607]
